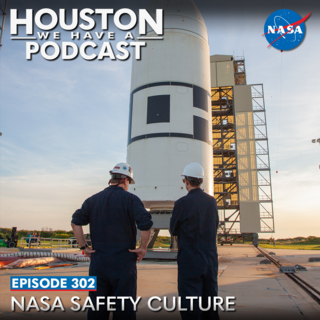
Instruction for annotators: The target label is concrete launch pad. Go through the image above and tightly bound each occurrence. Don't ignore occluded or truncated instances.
[1,245,320,320]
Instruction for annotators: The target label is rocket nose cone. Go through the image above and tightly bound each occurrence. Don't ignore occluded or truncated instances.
[143,0,208,42]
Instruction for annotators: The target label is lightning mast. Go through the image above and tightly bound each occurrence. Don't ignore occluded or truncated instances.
[0,0,8,51]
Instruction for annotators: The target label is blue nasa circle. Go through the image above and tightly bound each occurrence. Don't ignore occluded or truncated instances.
[264,9,306,50]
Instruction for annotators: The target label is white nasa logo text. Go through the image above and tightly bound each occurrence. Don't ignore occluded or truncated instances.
[267,25,303,34]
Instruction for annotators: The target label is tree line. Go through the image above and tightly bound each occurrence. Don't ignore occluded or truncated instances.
[0,227,74,239]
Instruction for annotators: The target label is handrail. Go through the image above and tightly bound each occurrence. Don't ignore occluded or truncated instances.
[20,237,77,250]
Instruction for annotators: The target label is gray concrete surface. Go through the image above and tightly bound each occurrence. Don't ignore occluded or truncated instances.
[0,245,319,320]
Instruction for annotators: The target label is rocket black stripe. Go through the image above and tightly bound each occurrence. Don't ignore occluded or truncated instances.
[130,132,194,144]
[131,81,209,96]
[129,119,211,145]
[129,132,211,145]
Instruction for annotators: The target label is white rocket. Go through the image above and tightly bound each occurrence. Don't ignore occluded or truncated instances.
[127,0,213,210]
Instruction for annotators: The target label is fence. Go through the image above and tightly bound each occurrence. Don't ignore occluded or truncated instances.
[19,237,77,250]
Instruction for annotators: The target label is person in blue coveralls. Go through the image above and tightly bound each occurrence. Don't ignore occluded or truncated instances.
[71,162,153,320]
[170,162,220,320]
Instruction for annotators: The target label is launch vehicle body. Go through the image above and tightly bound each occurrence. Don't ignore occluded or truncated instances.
[127,0,213,210]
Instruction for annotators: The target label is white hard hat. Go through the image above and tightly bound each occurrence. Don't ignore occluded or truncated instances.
[182,162,204,179]
[110,162,135,184]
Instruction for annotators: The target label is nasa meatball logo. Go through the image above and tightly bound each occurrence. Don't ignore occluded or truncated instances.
[263,9,311,50]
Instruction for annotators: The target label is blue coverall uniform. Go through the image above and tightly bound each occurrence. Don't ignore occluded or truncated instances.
[170,188,220,320]
[71,185,153,320]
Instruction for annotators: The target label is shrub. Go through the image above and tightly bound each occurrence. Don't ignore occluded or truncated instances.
[52,233,70,239]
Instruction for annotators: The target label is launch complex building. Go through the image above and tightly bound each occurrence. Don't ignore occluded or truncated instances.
[211,55,274,238]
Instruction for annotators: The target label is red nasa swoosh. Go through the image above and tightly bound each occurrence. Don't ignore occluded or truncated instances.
[262,12,311,48]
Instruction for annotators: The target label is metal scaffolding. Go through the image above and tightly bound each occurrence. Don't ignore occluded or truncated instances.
[233,56,246,85]
[251,83,275,233]
[211,86,240,234]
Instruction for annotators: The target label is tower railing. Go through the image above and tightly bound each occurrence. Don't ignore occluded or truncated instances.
[251,84,275,233]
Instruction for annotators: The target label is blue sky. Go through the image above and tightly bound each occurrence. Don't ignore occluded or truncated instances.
[0,0,319,238]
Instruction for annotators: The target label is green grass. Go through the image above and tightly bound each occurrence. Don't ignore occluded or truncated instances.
[11,234,320,251]
[153,241,170,248]
[17,239,74,249]
[260,244,320,250]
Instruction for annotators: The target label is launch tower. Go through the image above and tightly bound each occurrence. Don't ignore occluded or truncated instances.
[210,55,274,243]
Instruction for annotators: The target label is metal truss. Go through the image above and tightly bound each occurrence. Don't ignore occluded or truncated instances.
[211,86,240,234]
[212,60,274,236]
[233,57,246,85]
[0,0,8,51]
[251,84,275,233]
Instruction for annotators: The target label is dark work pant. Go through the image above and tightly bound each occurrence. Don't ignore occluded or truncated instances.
[178,249,220,320]
[88,251,137,320]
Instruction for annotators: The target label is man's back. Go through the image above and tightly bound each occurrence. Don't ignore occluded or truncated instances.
[71,163,153,320]
[72,185,152,255]
[170,188,220,320]
[170,188,219,252]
